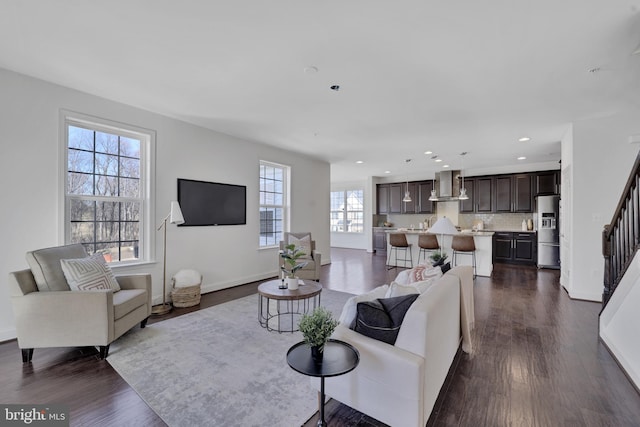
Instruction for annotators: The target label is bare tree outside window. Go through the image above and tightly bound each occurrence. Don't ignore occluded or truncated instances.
[66,123,145,262]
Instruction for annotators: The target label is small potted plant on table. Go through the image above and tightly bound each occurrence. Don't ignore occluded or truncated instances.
[298,306,339,364]
[280,244,308,290]
[429,250,448,267]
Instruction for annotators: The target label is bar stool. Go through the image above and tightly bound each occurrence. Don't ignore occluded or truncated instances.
[451,234,476,278]
[387,233,413,269]
[417,233,440,265]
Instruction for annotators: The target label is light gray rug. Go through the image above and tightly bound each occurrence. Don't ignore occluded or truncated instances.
[107,288,353,427]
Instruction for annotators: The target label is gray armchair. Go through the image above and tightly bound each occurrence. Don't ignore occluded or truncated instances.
[8,244,152,362]
[279,232,322,281]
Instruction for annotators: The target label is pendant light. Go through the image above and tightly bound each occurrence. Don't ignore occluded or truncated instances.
[458,152,469,200]
[402,159,412,203]
[428,174,439,201]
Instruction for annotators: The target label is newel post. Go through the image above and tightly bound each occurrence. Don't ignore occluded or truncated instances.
[602,224,612,307]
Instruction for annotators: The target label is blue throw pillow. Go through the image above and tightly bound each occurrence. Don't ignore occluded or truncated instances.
[353,293,419,345]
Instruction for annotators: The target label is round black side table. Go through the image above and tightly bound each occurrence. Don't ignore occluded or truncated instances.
[287,339,360,426]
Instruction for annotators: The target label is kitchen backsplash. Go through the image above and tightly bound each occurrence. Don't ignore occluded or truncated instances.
[459,213,534,231]
[380,212,535,231]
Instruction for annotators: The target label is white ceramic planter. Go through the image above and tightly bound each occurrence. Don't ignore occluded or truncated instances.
[285,277,299,290]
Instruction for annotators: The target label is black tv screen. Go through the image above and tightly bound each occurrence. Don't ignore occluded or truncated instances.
[177,179,246,226]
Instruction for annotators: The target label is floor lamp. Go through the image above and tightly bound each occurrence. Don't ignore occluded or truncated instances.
[152,201,185,316]
[428,216,459,261]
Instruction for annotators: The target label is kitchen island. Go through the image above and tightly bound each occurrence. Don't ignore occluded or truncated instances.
[386,229,494,277]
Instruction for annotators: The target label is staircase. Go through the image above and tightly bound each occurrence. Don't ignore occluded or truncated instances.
[600,150,640,391]
[602,151,640,307]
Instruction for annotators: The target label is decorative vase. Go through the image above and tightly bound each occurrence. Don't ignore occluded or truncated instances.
[285,277,299,290]
[311,344,324,364]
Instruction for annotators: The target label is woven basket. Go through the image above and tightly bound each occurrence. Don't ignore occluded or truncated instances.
[170,269,202,308]
[171,282,201,308]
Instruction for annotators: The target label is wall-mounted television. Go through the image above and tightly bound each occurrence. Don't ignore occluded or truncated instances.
[177,178,246,226]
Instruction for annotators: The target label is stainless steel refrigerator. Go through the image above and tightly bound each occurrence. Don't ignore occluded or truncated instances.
[536,195,560,269]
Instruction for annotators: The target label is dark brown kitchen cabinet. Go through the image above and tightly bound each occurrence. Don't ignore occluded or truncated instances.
[475,178,493,212]
[402,182,417,213]
[495,174,533,212]
[514,233,536,263]
[417,181,434,214]
[493,232,514,262]
[494,176,513,212]
[389,183,403,213]
[493,232,536,265]
[377,184,389,214]
[459,178,475,212]
[536,171,560,195]
[373,229,387,255]
[513,174,533,212]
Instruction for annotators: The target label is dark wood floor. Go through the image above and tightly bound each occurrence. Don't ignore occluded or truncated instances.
[2,248,639,426]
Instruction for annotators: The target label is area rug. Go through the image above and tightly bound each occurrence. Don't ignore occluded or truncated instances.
[107,288,353,427]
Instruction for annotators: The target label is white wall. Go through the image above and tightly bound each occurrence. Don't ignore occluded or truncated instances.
[566,111,640,301]
[0,68,330,341]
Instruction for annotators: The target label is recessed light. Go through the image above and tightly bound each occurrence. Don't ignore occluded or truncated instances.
[435,159,443,163]
[443,164,450,168]
[330,85,340,91]
[517,156,526,160]
[355,160,364,164]
[518,137,531,142]
[384,170,391,174]
[424,151,433,155]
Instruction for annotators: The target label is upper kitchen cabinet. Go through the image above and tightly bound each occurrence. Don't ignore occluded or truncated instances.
[495,174,533,212]
[459,178,475,212]
[475,177,493,212]
[377,184,389,214]
[376,183,403,214]
[417,181,435,214]
[513,174,533,212]
[459,177,492,213]
[402,182,417,213]
[389,183,403,213]
[536,171,560,195]
[494,176,513,212]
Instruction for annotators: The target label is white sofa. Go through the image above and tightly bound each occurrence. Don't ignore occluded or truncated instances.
[313,265,474,427]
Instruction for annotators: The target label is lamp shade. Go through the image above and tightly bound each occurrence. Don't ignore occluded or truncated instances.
[429,217,458,235]
[169,201,185,225]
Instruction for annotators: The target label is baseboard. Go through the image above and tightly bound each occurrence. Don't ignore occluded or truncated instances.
[567,290,602,302]
[0,327,17,343]
[153,271,281,304]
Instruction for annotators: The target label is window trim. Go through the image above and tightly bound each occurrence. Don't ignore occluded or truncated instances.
[259,160,290,249]
[59,110,156,265]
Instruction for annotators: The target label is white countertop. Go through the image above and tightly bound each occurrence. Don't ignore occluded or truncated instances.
[386,228,495,236]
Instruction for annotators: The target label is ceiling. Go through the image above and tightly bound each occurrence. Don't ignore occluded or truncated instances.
[2,1,640,182]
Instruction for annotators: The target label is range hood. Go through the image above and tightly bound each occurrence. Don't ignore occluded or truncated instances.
[434,170,463,201]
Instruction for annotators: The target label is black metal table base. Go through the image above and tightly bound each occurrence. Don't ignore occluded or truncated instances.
[258,293,320,333]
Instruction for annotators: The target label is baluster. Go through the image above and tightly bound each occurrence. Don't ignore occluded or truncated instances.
[602,225,612,304]
[633,175,640,247]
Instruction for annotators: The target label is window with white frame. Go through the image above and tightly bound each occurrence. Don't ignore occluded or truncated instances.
[64,114,153,263]
[259,161,289,247]
[331,189,364,233]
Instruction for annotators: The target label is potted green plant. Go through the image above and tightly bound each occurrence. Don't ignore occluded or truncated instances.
[429,250,448,267]
[298,306,339,363]
[280,244,308,290]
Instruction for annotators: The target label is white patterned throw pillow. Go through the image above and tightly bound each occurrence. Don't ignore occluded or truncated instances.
[60,253,121,292]
[287,234,312,259]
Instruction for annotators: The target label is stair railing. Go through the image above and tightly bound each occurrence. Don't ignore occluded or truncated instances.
[602,150,640,308]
